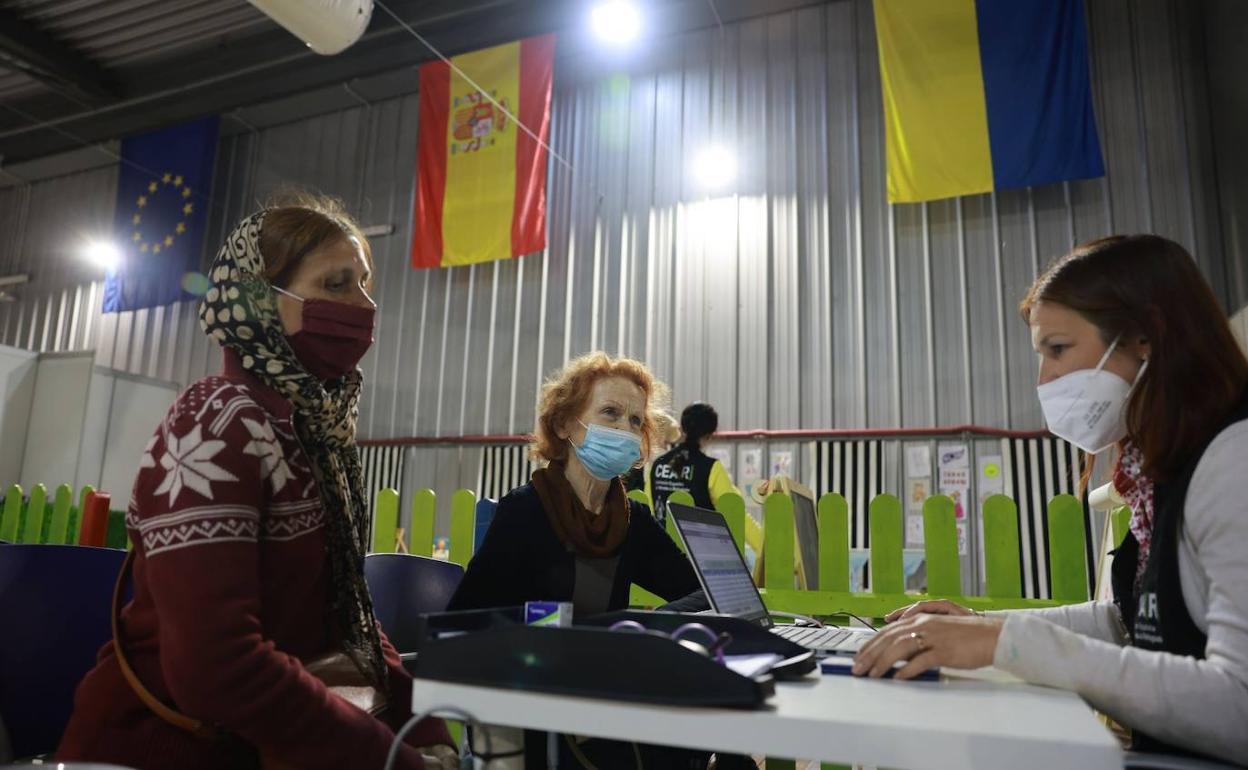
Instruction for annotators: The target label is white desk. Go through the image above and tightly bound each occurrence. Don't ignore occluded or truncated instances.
[411,670,1122,770]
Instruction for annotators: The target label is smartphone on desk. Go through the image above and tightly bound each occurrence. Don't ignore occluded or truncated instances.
[820,655,940,682]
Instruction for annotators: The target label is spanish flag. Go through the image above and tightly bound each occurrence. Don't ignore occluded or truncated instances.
[874,0,1104,204]
[413,35,554,268]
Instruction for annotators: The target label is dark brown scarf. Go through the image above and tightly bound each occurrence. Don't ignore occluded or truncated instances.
[531,461,631,558]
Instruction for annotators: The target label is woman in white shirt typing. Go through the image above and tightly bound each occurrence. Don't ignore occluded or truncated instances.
[853,235,1248,766]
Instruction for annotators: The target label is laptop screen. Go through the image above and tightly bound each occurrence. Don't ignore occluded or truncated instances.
[668,502,771,627]
[792,490,819,590]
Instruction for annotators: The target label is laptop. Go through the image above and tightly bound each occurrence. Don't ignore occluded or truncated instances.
[668,502,874,656]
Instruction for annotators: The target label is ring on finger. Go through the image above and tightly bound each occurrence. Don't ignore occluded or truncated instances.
[909,631,927,653]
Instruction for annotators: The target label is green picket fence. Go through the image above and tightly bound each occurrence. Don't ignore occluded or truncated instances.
[0,482,127,548]
[369,486,1128,616]
[18,474,1126,618]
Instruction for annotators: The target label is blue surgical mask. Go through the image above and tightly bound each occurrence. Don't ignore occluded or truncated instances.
[569,419,642,480]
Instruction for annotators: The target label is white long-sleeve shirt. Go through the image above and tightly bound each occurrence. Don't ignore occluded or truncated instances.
[993,418,1248,766]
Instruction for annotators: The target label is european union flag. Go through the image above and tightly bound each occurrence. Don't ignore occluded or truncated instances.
[103,117,219,312]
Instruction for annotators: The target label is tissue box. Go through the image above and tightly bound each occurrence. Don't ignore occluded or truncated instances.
[524,601,573,627]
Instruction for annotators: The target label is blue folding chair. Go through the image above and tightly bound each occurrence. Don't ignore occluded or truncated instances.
[0,544,127,759]
[473,498,498,554]
[364,553,465,655]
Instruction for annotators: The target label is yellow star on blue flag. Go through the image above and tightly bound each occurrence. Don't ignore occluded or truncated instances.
[104,117,218,313]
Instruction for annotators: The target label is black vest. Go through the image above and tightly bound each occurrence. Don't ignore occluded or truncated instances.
[1110,391,1248,757]
[649,445,715,523]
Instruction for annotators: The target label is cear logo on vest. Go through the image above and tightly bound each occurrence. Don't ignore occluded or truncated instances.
[654,463,694,482]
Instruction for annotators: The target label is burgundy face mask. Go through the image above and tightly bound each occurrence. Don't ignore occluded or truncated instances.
[275,287,375,380]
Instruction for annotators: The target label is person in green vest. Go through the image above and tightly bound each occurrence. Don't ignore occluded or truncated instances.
[646,402,740,524]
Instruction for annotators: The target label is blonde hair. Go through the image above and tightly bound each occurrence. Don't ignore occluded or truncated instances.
[655,411,681,445]
[530,352,672,464]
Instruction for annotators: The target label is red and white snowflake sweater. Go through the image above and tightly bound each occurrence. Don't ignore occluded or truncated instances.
[57,351,451,770]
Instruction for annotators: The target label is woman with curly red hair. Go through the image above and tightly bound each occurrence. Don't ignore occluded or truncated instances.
[449,351,701,616]
[448,352,710,768]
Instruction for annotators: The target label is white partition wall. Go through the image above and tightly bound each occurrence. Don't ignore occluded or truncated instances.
[19,352,94,491]
[90,371,179,503]
[75,371,114,493]
[0,345,38,487]
[7,349,179,499]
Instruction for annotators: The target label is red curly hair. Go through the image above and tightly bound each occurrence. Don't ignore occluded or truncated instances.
[531,352,672,465]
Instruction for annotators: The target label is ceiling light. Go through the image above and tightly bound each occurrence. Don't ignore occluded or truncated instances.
[83,241,121,272]
[692,145,736,190]
[591,1,641,46]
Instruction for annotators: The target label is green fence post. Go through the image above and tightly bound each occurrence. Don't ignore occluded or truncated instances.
[715,492,747,555]
[923,495,961,596]
[983,494,1022,599]
[869,494,904,595]
[665,490,694,552]
[371,488,400,553]
[449,489,476,567]
[626,489,652,512]
[21,484,48,544]
[47,484,74,544]
[105,509,128,549]
[1048,494,1089,602]
[0,484,22,542]
[409,489,436,557]
[70,484,95,544]
[763,493,795,590]
[817,493,850,593]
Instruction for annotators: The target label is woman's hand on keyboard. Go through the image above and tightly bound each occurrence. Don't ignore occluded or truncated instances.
[884,599,975,623]
[851,613,1004,680]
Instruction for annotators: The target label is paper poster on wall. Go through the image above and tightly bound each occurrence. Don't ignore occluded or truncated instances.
[907,477,930,513]
[770,450,793,479]
[938,444,971,520]
[905,444,932,479]
[907,478,930,546]
[938,443,969,469]
[906,514,925,547]
[432,536,450,561]
[740,446,763,510]
[705,445,732,474]
[977,454,1004,503]
[956,522,969,555]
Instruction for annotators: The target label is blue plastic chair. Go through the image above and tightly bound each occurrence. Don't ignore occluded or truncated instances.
[0,544,128,758]
[364,553,465,655]
[473,498,498,554]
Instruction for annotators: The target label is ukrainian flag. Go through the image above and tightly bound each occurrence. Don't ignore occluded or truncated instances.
[874,0,1104,203]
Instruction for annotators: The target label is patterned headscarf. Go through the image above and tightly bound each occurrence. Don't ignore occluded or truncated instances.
[199,210,385,689]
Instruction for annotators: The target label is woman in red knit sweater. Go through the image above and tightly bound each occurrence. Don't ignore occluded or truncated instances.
[57,195,456,769]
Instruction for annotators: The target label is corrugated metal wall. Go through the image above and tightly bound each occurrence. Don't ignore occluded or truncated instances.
[0,0,1238,523]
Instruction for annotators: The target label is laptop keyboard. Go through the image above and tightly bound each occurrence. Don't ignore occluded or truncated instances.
[773,624,870,652]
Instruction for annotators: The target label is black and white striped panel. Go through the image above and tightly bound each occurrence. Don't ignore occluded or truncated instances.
[813,441,885,548]
[478,444,535,501]
[1004,437,1091,599]
[359,444,406,521]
